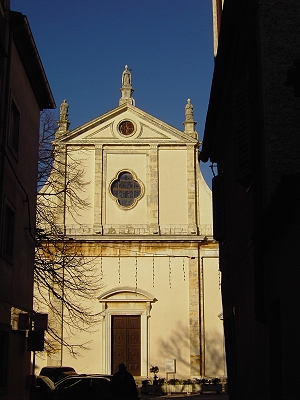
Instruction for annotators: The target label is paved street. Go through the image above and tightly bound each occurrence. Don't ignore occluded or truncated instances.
[140,393,228,400]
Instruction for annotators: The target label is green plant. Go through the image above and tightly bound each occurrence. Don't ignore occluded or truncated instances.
[167,378,180,385]
[150,365,159,381]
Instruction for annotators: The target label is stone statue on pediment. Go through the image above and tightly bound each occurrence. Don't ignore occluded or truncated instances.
[185,98,194,121]
[183,98,197,139]
[122,65,132,87]
[119,65,134,106]
[60,99,69,122]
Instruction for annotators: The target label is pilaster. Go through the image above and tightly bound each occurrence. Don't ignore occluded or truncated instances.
[189,254,201,376]
[54,144,67,232]
[147,145,159,234]
[187,145,198,234]
[93,145,103,233]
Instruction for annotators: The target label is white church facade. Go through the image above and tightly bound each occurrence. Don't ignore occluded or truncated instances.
[37,66,224,379]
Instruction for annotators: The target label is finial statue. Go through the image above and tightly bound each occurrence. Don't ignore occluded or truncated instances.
[185,98,194,121]
[183,98,197,139]
[119,65,134,106]
[122,65,132,87]
[60,99,69,122]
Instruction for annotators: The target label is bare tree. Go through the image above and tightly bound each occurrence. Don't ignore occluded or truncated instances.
[37,109,57,189]
[35,110,103,357]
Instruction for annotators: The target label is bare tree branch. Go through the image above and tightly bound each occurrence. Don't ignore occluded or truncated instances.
[35,110,103,357]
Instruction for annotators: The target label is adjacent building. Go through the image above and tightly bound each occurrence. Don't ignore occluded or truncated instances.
[0,1,55,399]
[37,66,225,380]
[202,0,300,399]
[212,0,224,57]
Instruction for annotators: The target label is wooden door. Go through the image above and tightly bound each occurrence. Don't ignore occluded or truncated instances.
[111,315,141,376]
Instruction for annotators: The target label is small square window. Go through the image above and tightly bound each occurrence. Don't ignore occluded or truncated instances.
[9,100,20,153]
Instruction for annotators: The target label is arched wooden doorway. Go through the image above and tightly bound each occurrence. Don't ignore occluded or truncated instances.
[98,287,157,377]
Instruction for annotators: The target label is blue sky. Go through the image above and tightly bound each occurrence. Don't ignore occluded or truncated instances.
[11,0,214,186]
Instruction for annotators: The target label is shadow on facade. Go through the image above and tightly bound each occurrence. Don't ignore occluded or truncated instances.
[157,321,225,377]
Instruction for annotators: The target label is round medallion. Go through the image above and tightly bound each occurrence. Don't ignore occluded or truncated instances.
[119,120,135,136]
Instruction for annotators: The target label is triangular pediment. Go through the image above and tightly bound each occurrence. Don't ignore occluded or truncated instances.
[54,104,198,145]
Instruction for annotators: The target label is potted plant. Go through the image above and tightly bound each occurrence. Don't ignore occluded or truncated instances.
[200,377,222,394]
[141,379,150,394]
[150,365,159,385]
[182,379,193,393]
[142,367,164,395]
[166,378,183,393]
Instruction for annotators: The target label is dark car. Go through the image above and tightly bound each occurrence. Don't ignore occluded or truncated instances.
[30,375,56,400]
[39,366,77,383]
[54,374,112,400]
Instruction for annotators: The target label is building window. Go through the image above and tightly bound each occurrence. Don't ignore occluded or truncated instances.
[109,170,143,208]
[118,120,135,136]
[2,204,15,261]
[9,100,20,153]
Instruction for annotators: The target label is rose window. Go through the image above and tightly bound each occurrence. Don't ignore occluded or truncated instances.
[110,171,143,208]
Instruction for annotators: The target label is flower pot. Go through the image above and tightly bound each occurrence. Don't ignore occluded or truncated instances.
[141,384,164,395]
[200,383,222,394]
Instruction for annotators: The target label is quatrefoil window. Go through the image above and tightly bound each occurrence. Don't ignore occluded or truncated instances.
[110,170,143,208]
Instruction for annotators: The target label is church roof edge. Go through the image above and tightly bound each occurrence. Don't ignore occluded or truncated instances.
[53,102,199,145]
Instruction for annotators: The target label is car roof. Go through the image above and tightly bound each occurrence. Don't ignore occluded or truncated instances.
[40,366,76,372]
[39,366,77,383]
[55,374,112,386]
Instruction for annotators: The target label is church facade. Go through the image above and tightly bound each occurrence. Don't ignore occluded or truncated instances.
[37,67,224,379]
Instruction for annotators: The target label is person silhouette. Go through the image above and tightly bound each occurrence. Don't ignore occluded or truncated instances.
[110,363,139,400]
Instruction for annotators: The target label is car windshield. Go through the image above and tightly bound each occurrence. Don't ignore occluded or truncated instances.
[56,376,110,389]
[56,376,82,388]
